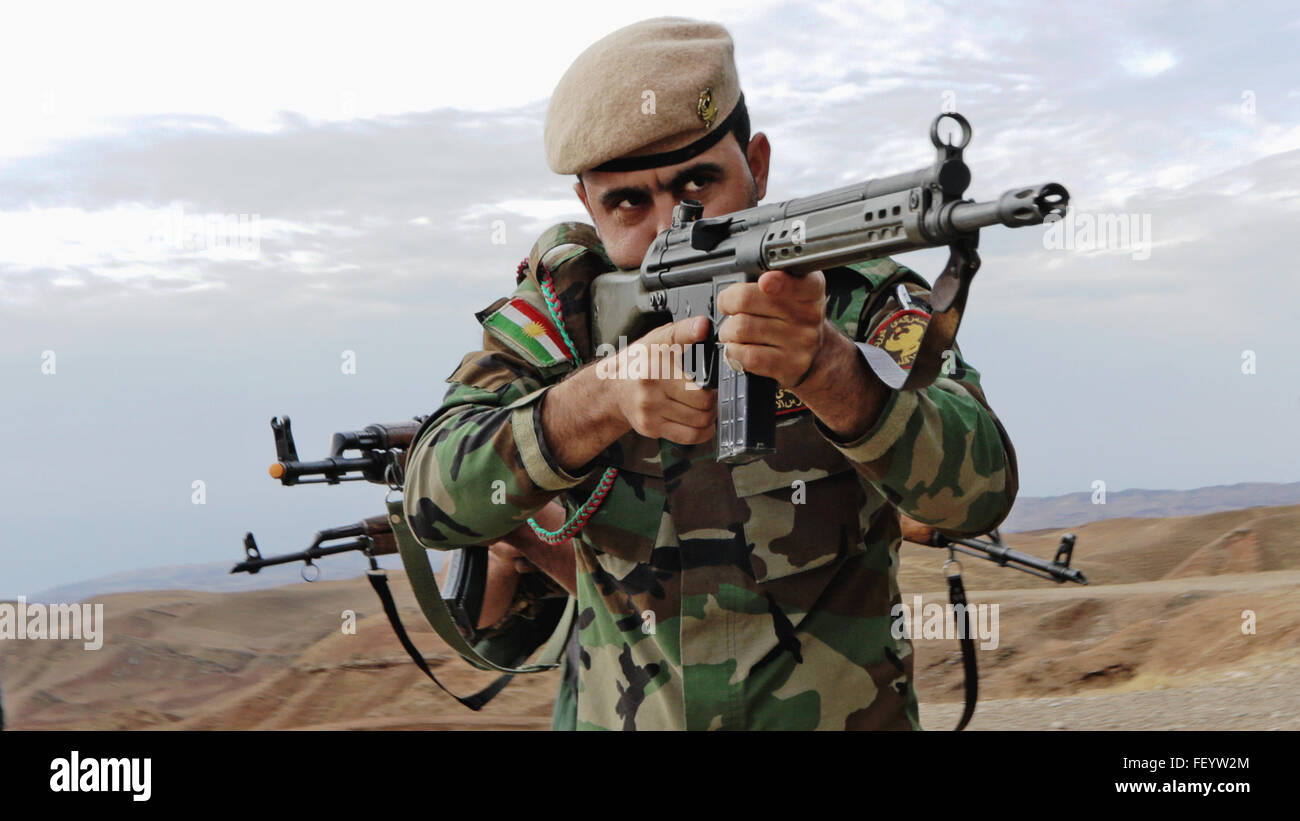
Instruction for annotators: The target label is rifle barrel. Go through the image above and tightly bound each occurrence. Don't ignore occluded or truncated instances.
[268,416,425,486]
[269,454,387,485]
[233,516,396,575]
[231,537,372,573]
[947,536,1088,584]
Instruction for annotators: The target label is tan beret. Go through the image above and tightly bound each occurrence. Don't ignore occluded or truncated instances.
[544,17,744,175]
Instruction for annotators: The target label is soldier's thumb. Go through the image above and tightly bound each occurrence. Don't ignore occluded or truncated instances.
[649,315,709,346]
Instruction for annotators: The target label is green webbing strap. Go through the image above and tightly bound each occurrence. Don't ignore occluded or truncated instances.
[385,496,574,675]
[366,570,512,711]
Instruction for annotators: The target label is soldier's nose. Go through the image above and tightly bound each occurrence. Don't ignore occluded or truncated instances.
[653,200,678,234]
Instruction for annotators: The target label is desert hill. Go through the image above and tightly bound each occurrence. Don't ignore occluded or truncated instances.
[997,481,1300,532]
[898,501,1300,591]
[4,503,1300,730]
[29,481,1300,606]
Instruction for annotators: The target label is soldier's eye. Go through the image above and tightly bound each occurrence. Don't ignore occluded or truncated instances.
[683,176,710,193]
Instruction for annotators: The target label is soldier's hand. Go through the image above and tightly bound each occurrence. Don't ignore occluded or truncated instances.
[716,269,829,389]
[489,541,538,575]
[899,514,944,546]
[599,315,718,445]
[472,540,558,629]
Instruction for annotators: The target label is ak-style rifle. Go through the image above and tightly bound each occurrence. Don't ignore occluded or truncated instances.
[238,415,498,637]
[899,515,1086,730]
[235,415,572,711]
[901,515,1087,585]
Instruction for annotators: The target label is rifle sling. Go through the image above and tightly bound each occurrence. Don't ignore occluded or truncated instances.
[856,238,980,392]
[946,568,979,731]
[379,493,577,680]
[366,571,513,711]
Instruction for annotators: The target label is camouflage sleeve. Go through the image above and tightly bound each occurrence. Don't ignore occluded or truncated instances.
[814,270,1019,537]
[402,287,595,549]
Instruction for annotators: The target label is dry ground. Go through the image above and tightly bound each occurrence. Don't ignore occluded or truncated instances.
[4,504,1299,730]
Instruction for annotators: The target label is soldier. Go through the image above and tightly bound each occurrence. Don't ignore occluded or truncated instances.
[403,17,1018,730]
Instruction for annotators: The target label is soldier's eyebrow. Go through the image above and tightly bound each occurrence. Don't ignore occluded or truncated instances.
[596,162,728,210]
[664,162,724,193]
[598,185,651,210]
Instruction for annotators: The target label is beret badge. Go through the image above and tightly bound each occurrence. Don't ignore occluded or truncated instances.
[697,88,717,128]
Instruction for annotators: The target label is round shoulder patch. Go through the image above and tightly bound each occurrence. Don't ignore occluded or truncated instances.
[867,308,930,371]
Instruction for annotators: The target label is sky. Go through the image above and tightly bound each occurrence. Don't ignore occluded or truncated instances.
[2,0,1299,598]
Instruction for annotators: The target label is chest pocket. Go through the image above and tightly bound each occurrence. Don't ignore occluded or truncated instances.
[729,410,864,583]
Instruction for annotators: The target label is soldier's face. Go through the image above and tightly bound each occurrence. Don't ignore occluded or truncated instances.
[574,132,771,269]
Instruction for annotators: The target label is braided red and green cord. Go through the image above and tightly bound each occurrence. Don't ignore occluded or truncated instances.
[523,259,620,545]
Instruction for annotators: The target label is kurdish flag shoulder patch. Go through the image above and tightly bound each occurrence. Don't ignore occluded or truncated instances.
[482,297,574,369]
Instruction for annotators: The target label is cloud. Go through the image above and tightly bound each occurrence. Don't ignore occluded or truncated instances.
[1121,51,1177,78]
[4,0,1300,599]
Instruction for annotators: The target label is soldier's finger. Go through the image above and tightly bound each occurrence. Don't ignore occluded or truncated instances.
[658,419,715,446]
[646,315,710,347]
[722,342,790,380]
[659,395,717,430]
[759,269,825,303]
[489,541,524,559]
[665,378,718,409]
[716,282,785,319]
[717,313,788,347]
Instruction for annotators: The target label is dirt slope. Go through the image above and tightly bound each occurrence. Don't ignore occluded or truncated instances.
[5,504,1299,730]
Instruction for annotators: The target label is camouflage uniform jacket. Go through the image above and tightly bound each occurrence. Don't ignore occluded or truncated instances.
[404,222,1018,730]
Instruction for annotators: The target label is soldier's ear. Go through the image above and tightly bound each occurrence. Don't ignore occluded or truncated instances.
[574,177,595,221]
[745,132,771,202]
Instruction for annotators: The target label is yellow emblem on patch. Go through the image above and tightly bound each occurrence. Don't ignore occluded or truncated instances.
[697,88,717,128]
[868,309,930,370]
[523,320,546,338]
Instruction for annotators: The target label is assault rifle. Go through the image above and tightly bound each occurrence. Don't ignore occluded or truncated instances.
[237,415,493,637]
[898,514,1086,730]
[591,111,1069,464]
[235,415,571,711]
[941,531,1086,585]
[235,515,397,579]
[900,515,1087,585]
[265,415,424,487]
[235,513,495,640]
